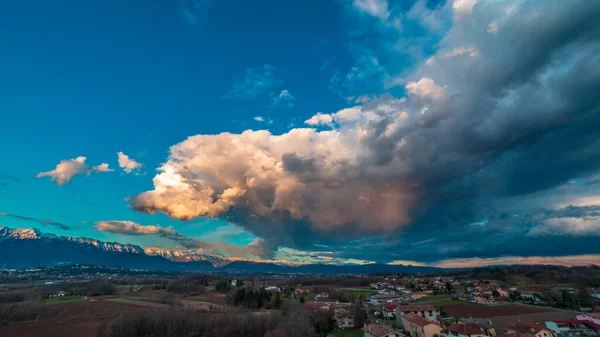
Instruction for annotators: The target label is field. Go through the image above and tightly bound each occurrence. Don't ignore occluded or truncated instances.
[41,295,87,306]
[441,303,562,318]
[413,295,452,303]
[342,288,377,297]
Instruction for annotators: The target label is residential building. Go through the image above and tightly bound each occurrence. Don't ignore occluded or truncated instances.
[445,323,496,337]
[370,293,405,305]
[334,308,355,329]
[395,305,439,327]
[363,323,401,337]
[383,304,397,318]
[576,314,600,326]
[506,322,556,337]
[552,320,600,335]
[402,313,443,337]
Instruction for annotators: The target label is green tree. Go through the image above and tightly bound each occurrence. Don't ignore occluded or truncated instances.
[299,296,305,303]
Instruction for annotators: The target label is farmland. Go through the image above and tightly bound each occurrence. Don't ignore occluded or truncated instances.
[441,303,561,318]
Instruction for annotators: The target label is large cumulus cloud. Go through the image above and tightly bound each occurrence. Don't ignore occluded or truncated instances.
[131,0,600,261]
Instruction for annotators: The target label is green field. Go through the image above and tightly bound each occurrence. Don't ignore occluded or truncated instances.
[41,295,87,306]
[342,288,377,297]
[329,329,364,337]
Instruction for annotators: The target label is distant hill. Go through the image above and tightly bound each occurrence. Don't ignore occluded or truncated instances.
[0,225,444,274]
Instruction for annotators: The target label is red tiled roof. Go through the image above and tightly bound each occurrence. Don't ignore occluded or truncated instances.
[448,323,489,335]
[397,304,436,312]
[403,313,437,327]
[554,320,600,330]
[512,322,547,334]
[363,323,395,337]
[385,304,398,311]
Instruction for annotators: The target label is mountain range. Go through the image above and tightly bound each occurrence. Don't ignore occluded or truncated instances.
[0,226,444,274]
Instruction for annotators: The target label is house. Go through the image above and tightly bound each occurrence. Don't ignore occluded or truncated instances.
[265,286,281,293]
[304,301,330,311]
[402,313,443,337]
[370,293,404,305]
[520,292,537,301]
[383,304,397,318]
[52,290,67,297]
[552,319,600,335]
[335,308,355,329]
[445,323,496,337]
[395,305,439,327]
[363,323,402,337]
[576,314,600,326]
[506,322,556,337]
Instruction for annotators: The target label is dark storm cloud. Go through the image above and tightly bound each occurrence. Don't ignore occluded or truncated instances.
[131,0,600,262]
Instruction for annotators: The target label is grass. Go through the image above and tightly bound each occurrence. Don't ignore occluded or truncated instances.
[379,318,397,327]
[329,328,364,337]
[413,295,451,303]
[494,327,506,334]
[342,288,378,297]
[41,295,87,306]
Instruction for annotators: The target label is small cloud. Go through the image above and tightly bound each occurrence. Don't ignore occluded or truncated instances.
[254,116,265,122]
[117,152,143,174]
[223,64,281,100]
[179,0,212,25]
[37,156,111,186]
[305,112,334,127]
[405,77,445,100]
[271,89,295,109]
[91,163,113,173]
[5,212,72,230]
[487,20,498,34]
[95,220,177,236]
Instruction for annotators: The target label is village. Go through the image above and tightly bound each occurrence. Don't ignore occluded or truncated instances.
[2,266,600,337]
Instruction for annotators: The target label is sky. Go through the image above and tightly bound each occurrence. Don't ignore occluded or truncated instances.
[1,0,600,267]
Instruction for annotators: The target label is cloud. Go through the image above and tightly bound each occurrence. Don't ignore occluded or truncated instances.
[179,0,212,25]
[304,113,333,126]
[37,156,111,186]
[405,77,445,100]
[254,116,265,122]
[223,64,281,100]
[271,90,295,109]
[91,163,113,173]
[3,212,72,230]
[95,220,177,236]
[94,220,268,258]
[117,152,143,174]
[352,0,401,29]
[131,0,600,261]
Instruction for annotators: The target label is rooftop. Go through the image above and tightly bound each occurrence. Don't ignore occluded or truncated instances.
[403,313,438,327]
[363,323,396,337]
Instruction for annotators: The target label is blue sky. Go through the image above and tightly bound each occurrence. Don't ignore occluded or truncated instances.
[1,0,600,267]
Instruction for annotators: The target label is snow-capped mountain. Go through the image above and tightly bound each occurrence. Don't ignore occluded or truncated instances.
[143,247,231,267]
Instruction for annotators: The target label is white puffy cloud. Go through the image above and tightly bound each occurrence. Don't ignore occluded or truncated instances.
[452,0,478,16]
[117,152,143,174]
[405,77,445,100]
[254,116,265,122]
[304,112,334,126]
[37,156,111,186]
